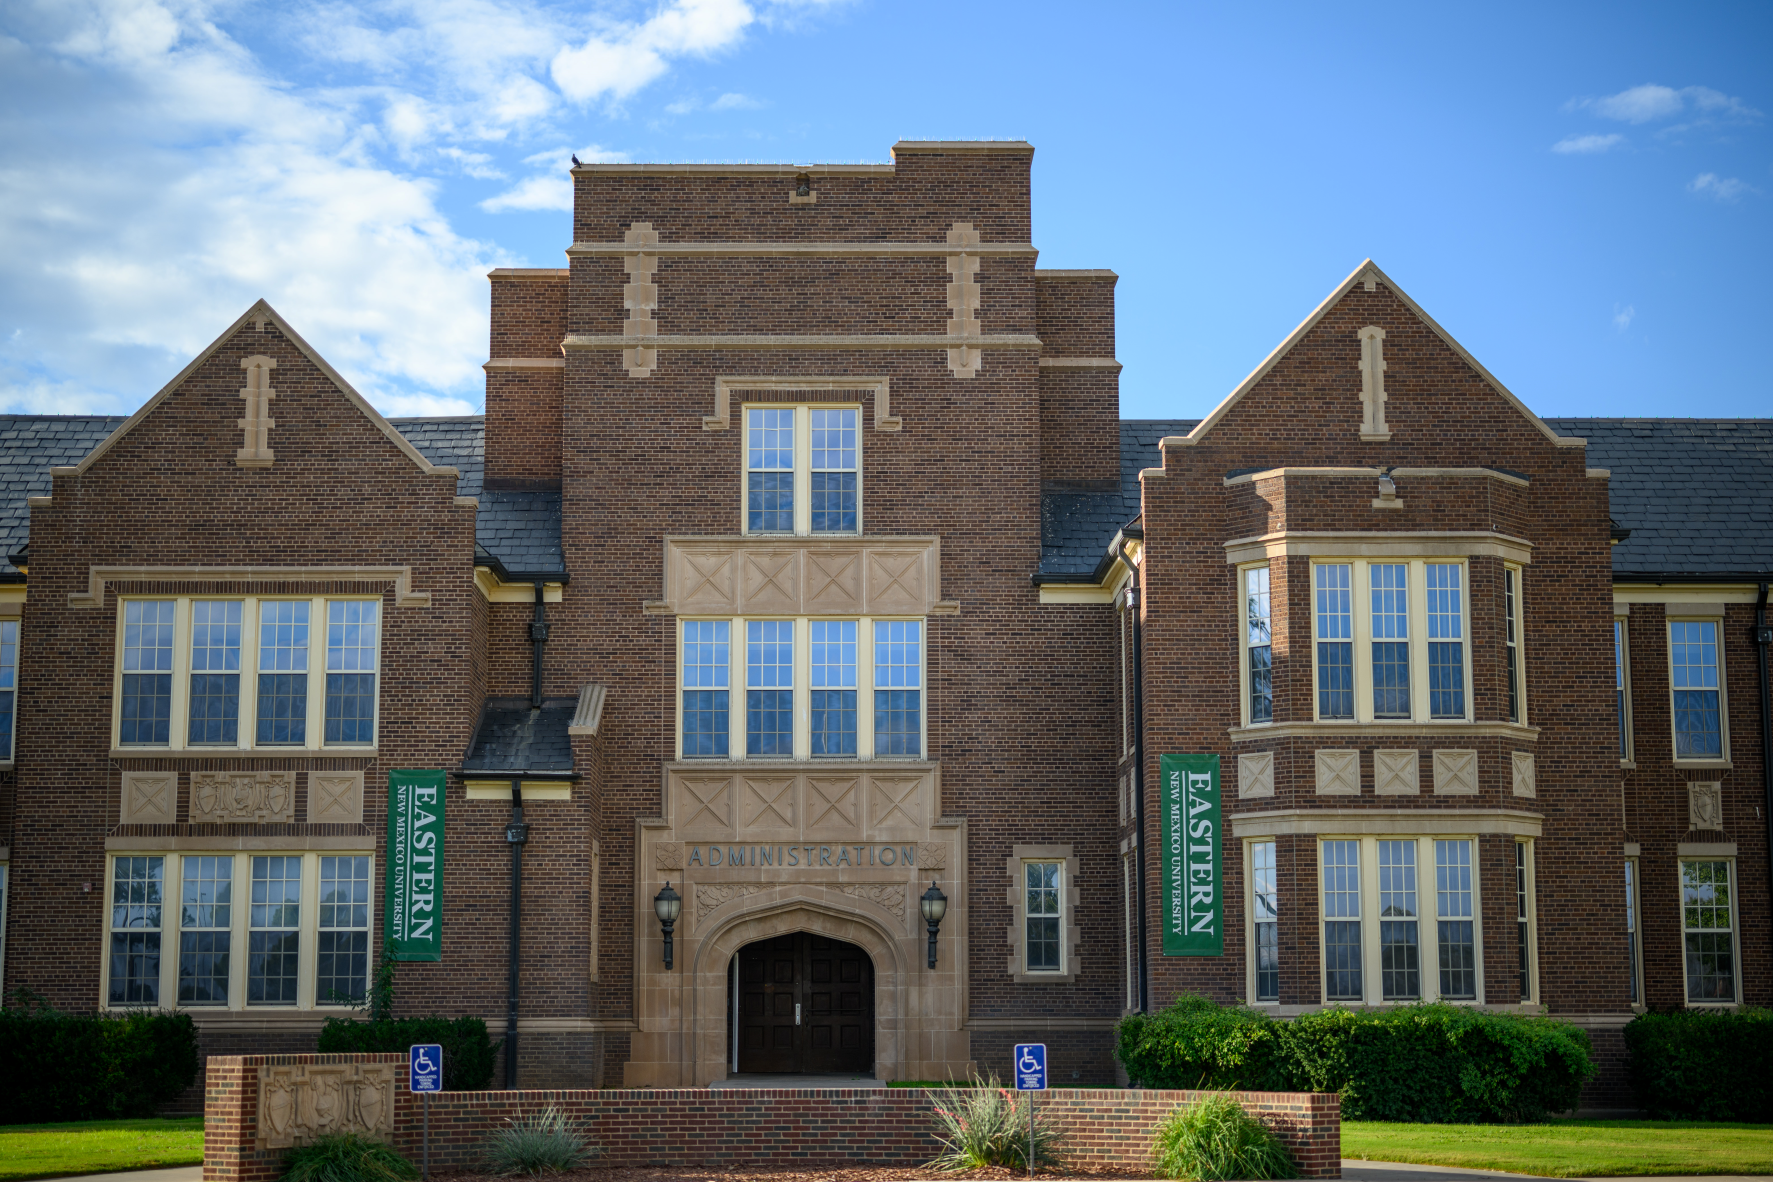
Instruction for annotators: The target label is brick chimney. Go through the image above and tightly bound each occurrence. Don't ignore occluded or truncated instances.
[1036,270,1121,488]
[484,269,567,489]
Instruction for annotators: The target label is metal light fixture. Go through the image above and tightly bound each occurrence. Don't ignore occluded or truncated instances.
[919,880,947,969]
[654,881,682,969]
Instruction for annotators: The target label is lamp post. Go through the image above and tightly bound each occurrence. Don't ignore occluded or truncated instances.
[919,880,947,969]
[654,881,682,969]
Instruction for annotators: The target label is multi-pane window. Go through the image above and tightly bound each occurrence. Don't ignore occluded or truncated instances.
[1025,861,1062,972]
[1252,841,1279,1003]
[742,405,862,536]
[257,602,310,745]
[1315,564,1353,720]
[1670,621,1723,759]
[1322,840,1362,1001]
[1378,840,1420,1001]
[1615,618,1631,759]
[316,856,371,1006]
[0,620,16,761]
[1516,842,1533,1002]
[1371,564,1411,718]
[809,409,859,533]
[746,408,795,532]
[109,856,164,1005]
[248,856,301,1006]
[1245,567,1273,724]
[1682,859,1736,1002]
[178,856,232,1005]
[810,621,858,757]
[0,863,8,985]
[1425,564,1465,719]
[325,602,379,744]
[1436,840,1477,1000]
[874,621,921,757]
[1625,859,1641,1006]
[1505,569,1523,724]
[189,602,242,744]
[746,620,794,757]
[681,621,730,759]
[121,601,175,745]
[1124,853,1137,1010]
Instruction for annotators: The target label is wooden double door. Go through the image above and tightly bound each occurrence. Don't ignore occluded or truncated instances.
[736,933,874,1074]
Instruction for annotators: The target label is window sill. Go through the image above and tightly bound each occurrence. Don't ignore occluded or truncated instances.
[110,747,378,760]
[1008,970,1078,985]
[1673,759,1732,770]
[1620,759,1637,770]
[1228,720,1540,742]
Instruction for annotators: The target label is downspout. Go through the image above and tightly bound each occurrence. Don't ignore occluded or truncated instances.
[1111,530,1150,1014]
[1756,584,1773,927]
[504,782,527,1088]
[530,581,550,709]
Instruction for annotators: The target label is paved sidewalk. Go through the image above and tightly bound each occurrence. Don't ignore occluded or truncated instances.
[710,1072,886,1088]
[21,1168,202,1182]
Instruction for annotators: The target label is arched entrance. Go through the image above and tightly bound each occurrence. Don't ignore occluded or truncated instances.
[731,932,875,1074]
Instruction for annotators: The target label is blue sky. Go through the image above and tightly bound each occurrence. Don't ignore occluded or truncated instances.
[1,0,1767,420]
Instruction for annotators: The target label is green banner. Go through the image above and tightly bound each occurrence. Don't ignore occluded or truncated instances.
[385,770,446,962]
[1160,754,1223,956]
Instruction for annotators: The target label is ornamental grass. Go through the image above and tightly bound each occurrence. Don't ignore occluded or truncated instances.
[925,1073,1064,1171]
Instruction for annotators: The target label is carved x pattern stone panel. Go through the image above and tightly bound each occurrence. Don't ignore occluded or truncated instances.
[308,771,364,823]
[868,775,924,834]
[742,551,799,613]
[120,771,177,824]
[1432,750,1478,796]
[1315,749,1359,795]
[679,551,736,613]
[678,776,734,835]
[866,551,925,614]
[805,550,862,613]
[1512,751,1537,798]
[1373,750,1420,796]
[742,776,797,831]
[805,776,860,836]
[1238,752,1275,799]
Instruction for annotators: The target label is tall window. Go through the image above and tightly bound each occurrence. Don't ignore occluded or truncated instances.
[189,602,242,745]
[1315,564,1353,720]
[1670,620,1723,759]
[316,856,371,1006]
[0,619,17,760]
[746,407,794,532]
[1025,861,1062,972]
[257,602,309,745]
[0,863,8,986]
[810,620,857,757]
[1436,840,1477,1000]
[121,601,175,745]
[1322,840,1362,1001]
[178,855,232,1006]
[874,621,922,757]
[809,409,858,533]
[1252,840,1279,1003]
[1124,853,1138,1010]
[1245,567,1272,724]
[1681,859,1736,1002]
[1516,842,1533,1002]
[1615,617,1632,760]
[1625,859,1641,1006]
[249,856,301,1006]
[746,621,794,756]
[1505,569,1523,724]
[1378,840,1420,1001]
[109,856,164,1005]
[1370,564,1410,718]
[1426,564,1465,719]
[681,621,730,758]
[325,602,379,744]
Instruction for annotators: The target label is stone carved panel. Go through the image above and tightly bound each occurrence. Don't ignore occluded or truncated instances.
[120,771,177,824]
[1689,782,1723,831]
[665,766,938,848]
[835,882,907,920]
[1512,751,1536,798]
[805,776,861,835]
[1238,752,1274,799]
[677,776,734,836]
[191,771,295,823]
[662,537,945,617]
[695,883,769,915]
[654,841,685,871]
[1315,749,1359,796]
[1432,750,1478,796]
[868,775,924,834]
[1373,750,1420,796]
[308,771,364,824]
[742,776,797,830]
[257,1062,396,1149]
[916,842,948,870]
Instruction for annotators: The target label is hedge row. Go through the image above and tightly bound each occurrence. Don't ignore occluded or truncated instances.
[317,1015,500,1091]
[1625,1008,1773,1121]
[1117,995,1593,1123]
[0,999,200,1124]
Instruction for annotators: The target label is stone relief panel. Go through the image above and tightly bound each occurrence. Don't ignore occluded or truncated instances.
[257,1062,395,1150]
[1512,751,1537,798]
[677,776,735,837]
[1238,752,1274,799]
[661,537,947,617]
[1432,750,1478,796]
[805,776,862,837]
[191,771,295,823]
[1315,749,1359,795]
[805,550,862,613]
[663,766,939,854]
[741,776,797,831]
[654,841,685,871]
[835,881,908,921]
[741,551,800,614]
[695,882,769,916]
[120,771,177,824]
[868,775,925,835]
[308,771,364,824]
[1373,750,1420,796]
[1689,782,1723,831]
[916,841,949,870]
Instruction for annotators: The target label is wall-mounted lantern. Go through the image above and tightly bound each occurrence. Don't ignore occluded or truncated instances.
[919,880,947,969]
[654,881,683,969]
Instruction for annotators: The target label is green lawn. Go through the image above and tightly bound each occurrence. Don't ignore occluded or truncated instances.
[0,1118,204,1181]
[1344,1118,1773,1177]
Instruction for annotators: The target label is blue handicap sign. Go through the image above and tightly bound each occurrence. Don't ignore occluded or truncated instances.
[410,1043,443,1093]
[1013,1043,1047,1091]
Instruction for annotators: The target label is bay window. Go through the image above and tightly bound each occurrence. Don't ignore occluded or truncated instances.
[1309,561,1475,724]
[1319,834,1486,1004]
[1245,568,1273,724]
[744,405,862,536]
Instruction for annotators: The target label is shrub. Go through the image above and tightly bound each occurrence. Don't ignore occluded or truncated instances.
[282,1133,418,1182]
[318,1015,499,1091]
[1625,1008,1773,1121]
[482,1105,598,1175]
[1116,995,1593,1123]
[0,992,200,1122]
[926,1073,1064,1171]
[1152,1093,1297,1181]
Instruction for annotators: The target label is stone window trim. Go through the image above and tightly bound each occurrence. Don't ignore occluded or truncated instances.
[1678,854,1741,1007]
[1316,833,1487,1008]
[1005,844,1080,984]
[705,376,899,434]
[110,594,383,757]
[1666,610,1732,769]
[99,848,375,1013]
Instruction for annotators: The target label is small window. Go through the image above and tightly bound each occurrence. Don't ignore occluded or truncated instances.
[121,601,176,745]
[743,405,862,536]
[1025,861,1063,972]
[681,621,730,759]
[0,619,17,760]
[873,620,922,757]
[1378,839,1420,1001]
[1615,617,1632,761]
[324,601,379,745]
[1321,840,1363,1001]
[1681,859,1736,1003]
[1436,840,1476,1000]
[1370,564,1411,719]
[1625,858,1641,1006]
[189,601,242,745]
[1245,567,1272,724]
[1516,841,1534,1003]
[1426,564,1465,719]
[1251,840,1278,1003]
[1123,852,1138,1010]
[1505,569,1523,724]
[316,856,372,1006]
[257,601,310,745]
[745,620,794,757]
[178,855,233,1006]
[0,863,8,985]
[109,856,165,1005]
[810,620,858,757]
[1669,620,1724,760]
[248,855,302,1006]
[809,409,858,533]
[1314,564,1354,720]
[745,407,795,532]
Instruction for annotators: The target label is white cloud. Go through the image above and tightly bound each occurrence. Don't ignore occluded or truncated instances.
[1552,133,1626,155]
[1613,305,1635,333]
[483,144,626,212]
[711,91,762,110]
[1571,83,1762,125]
[551,0,755,104]
[1688,173,1754,202]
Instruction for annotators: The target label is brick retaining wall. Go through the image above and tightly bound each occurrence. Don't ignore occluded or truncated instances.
[206,1054,1340,1180]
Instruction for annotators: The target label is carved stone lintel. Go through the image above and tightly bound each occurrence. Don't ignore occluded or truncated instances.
[190,771,295,823]
[654,841,685,871]
[257,1062,396,1149]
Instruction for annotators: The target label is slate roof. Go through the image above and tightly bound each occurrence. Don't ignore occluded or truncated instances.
[390,416,563,578]
[387,416,484,499]
[1546,418,1773,579]
[1038,419,1197,580]
[0,415,129,578]
[461,696,579,775]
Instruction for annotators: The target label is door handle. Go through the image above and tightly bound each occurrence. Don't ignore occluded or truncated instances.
[795,1003,801,1025]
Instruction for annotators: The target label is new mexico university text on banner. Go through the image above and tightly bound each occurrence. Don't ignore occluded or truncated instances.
[386,771,446,961]
[1160,754,1222,956]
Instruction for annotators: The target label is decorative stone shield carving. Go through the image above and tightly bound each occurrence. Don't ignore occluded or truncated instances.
[191,771,296,823]
[257,1062,396,1149]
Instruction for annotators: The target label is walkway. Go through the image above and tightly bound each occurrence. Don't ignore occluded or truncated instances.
[710,1072,886,1088]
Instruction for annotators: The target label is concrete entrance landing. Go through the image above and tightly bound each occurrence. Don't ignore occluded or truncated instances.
[711,1072,885,1089]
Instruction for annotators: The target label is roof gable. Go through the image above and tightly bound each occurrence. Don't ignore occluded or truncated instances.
[1169,260,1584,452]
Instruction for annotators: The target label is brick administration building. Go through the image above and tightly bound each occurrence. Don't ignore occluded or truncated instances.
[0,141,1767,1103]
